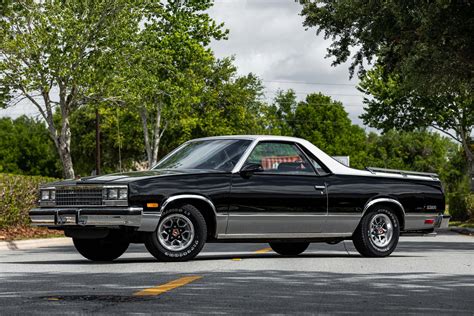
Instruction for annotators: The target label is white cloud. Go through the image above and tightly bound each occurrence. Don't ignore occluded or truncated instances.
[209,0,368,128]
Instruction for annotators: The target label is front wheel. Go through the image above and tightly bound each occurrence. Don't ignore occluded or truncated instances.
[352,207,400,257]
[73,232,129,261]
[269,242,309,256]
[145,204,207,262]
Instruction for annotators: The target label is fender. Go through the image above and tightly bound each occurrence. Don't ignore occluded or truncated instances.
[360,197,406,228]
[138,194,220,234]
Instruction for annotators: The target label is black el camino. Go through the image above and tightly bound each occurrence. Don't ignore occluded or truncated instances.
[30,135,450,261]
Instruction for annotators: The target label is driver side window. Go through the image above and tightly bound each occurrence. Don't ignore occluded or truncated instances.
[245,142,315,174]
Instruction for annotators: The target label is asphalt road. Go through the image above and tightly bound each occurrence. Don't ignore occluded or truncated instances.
[0,231,473,315]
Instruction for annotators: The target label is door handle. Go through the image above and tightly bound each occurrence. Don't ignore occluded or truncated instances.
[314,185,326,195]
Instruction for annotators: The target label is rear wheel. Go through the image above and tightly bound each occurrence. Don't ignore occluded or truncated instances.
[145,204,207,262]
[269,242,309,256]
[73,232,129,261]
[352,207,400,257]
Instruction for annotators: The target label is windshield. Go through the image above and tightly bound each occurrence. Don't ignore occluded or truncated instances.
[153,139,252,172]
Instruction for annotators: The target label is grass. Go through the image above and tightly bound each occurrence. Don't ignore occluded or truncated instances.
[449,220,474,229]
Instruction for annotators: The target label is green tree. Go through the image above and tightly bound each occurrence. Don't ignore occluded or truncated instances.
[298,0,473,94]
[0,116,61,177]
[359,67,473,174]
[69,57,270,171]
[184,58,268,142]
[69,106,145,176]
[292,93,368,168]
[110,0,227,168]
[364,130,456,173]
[266,90,297,136]
[267,92,368,168]
[1,0,141,178]
[298,1,473,172]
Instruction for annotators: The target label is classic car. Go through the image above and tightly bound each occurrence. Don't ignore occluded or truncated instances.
[29,135,450,261]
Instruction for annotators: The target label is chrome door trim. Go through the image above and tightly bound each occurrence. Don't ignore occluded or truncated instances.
[231,139,259,173]
[217,232,353,239]
[227,213,327,217]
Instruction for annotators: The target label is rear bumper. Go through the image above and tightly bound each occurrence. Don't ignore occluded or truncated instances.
[403,213,450,231]
[434,214,451,229]
[29,207,161,232]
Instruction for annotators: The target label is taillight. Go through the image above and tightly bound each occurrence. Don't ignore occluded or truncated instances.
[425,219,435,225]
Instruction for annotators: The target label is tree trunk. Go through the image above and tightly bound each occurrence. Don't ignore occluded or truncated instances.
[151,103,162,167]
[139,106,153,168]
[139,102,168,168]
[460,130,473,176]
[57,116,75,179]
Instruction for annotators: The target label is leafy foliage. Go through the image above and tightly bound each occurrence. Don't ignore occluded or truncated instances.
[364,130,456,173]
[69,106,144,176]
[267,91,368,169]
[0,116,61,177]
[108,0,228,167]
[298,0,473,95]
[0,173,59,229]
[1,0,143,178]
[299,1,473,175]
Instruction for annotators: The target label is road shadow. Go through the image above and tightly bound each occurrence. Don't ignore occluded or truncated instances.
[4,250,423,265]
[0,270,472,314]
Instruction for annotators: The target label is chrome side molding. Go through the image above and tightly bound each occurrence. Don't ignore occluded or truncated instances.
[160,194,217,214]
[362,198,406,217]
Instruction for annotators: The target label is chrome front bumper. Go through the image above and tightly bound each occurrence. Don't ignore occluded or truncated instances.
[29,207,161,232]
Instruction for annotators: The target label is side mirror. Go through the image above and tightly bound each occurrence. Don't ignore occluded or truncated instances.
[240,163,264,178]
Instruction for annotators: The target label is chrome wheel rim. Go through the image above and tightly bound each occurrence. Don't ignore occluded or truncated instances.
[369,213,393,248]
[157,214,195,251]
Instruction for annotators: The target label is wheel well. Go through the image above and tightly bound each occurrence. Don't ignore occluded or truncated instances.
[365,202,405,230]
[162,198,216,238]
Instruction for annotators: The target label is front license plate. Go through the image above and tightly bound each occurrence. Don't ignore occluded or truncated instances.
[56,214,76,225]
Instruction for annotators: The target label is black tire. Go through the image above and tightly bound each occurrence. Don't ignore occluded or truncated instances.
[352,206,400,257]
[73,232,129,261]
[269,242,309,256]
[145,204,207,262]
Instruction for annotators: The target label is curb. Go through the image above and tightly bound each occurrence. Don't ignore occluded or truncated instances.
[449,227,474,236]
[0,237,72,251]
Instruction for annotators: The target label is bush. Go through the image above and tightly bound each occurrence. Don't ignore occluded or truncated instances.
[0,173,59,229]
[447,176,473,221]
[448,193,469,221]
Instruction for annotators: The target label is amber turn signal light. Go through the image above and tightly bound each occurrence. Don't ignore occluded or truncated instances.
[146,203,159,208]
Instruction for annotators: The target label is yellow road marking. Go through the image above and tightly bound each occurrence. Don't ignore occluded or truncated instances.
[133,276,202,297]
[231,258,242,261]
[254,247,272,254]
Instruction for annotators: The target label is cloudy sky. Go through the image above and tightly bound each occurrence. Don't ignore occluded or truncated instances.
[1,0,368,128]
[208,0,367,127]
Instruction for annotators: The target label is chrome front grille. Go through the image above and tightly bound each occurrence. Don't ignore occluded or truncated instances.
[55,187,103,206]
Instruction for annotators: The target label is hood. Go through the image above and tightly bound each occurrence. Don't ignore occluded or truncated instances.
[49,169,223,186]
